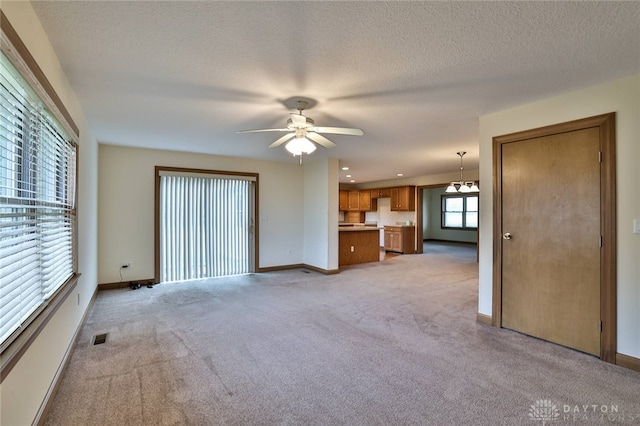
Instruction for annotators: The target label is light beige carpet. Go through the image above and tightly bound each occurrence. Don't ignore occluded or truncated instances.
[44,242,639,425]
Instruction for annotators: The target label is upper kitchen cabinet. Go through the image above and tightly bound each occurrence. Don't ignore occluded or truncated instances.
[390,186,416,211]
[339,189,378,212]
[339,190,349,211]
[347,190,360,211]
[358,190,377,212]
[371,188,391,199]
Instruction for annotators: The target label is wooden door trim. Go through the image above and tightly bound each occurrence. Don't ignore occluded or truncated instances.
[415,187,424,254]
[492,113,616,363]
[416,184,459,255]
[154,166,260,283]
[416,183,480,258]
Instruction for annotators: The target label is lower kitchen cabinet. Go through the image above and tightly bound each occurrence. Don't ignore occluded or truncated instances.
[339,228,381,266]
[384,226,416,254]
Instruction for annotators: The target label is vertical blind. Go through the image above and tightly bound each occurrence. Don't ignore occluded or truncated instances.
[159,174,252,282]
[0,52,77,347]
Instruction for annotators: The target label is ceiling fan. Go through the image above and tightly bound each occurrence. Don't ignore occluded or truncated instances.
[237,98,364,162]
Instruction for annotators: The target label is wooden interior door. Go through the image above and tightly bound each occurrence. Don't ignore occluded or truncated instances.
[500,127,601,355]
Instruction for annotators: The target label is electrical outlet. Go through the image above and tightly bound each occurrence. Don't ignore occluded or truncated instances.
[122,262,131,268]
[350,246,355,252]
[634,219,640,234]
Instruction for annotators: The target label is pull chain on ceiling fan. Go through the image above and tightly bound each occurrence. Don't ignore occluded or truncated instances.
[237,98,364,164]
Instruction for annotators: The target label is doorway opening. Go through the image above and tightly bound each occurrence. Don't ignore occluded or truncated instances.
[418,185,479,259]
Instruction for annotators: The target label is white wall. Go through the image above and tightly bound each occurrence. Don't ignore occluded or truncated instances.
[98,145,305,283]
[478,75,640,359]
[0,2,99,425]
[303,157,339,271]
[365,198,415,228]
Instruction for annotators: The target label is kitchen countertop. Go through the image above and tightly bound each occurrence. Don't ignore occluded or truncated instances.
[338,226,382,232]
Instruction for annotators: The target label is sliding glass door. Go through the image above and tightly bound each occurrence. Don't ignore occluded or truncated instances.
[157,169,256,283]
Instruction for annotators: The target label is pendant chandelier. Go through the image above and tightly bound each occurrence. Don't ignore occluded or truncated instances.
[446,151,479,193]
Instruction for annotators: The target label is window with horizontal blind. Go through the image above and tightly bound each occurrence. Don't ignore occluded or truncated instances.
[441,194,478,230]
[0,51,78,348]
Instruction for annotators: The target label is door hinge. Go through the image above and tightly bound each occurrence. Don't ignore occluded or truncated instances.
[598,151,602,163]
[599,236,603,247]
[600,321,603,333]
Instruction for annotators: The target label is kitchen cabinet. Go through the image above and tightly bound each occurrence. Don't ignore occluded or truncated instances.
[347,190,360,211]
[339,187,399,212]
[358,190,377,212]
[339,227,381,266]
[384,226,416,254]
[371,188,390,198]
[384,227,403,252]
[339,190,348,211]
[390,186,415,211]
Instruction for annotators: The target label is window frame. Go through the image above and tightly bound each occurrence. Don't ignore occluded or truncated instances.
[0,11,80,383]
[441,194,478,230]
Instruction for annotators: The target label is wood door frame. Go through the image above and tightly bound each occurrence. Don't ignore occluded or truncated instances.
[154,166,260,283]
[416,184,480,258]
[416,184,450,254]
[492,113,616,363]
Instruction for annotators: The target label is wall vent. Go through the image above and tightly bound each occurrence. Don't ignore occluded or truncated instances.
[93,333,108,345]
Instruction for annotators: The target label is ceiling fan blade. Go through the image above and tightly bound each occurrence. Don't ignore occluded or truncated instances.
[268,133,295,148]
[313,126,364,136]
[237,128,289,133]
[307,132,337,149]
[290,114,307,126]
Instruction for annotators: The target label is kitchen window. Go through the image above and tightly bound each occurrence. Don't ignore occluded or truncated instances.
[441,194,478,230]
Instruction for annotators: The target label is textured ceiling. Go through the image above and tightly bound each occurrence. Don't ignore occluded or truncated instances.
[30,1,640,183]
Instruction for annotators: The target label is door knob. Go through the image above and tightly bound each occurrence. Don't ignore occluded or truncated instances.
[503,232,512,240]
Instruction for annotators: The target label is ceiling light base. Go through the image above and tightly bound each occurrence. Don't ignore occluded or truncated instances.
[282,96,318,112]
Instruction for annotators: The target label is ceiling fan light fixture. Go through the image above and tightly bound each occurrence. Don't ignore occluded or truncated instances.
[237,96,362,162]
[285,136,316,156]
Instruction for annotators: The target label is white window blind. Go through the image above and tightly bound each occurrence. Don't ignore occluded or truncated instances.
[0,52,77,347]
[159,173,253,283]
